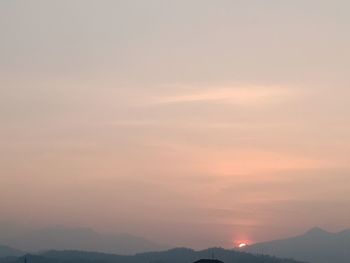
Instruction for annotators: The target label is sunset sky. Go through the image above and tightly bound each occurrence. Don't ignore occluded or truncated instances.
[1,0,350,249]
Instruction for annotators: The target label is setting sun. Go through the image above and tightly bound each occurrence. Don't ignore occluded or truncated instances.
[238,243,248,248]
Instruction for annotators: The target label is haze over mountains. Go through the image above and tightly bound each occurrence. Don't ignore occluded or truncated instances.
[0,226,165,255]
[245,227,350,263]
[2,226,350,263]
[0,248,302,263]
[0,246,24,258]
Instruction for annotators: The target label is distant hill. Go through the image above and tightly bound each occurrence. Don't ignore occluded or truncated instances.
[1,226,165,255]
[245,227,350,263]
[1,247,304,263]
[0,245,24,258]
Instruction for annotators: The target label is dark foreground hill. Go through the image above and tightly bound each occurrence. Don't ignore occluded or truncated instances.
[1,248,303,263]
[245,227,350,263]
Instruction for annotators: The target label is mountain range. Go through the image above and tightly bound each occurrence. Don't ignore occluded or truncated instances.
[0,226,165,255]
[0,247,303,263]
[2,226,350,263]
[245,227,350,263]
[0,246,24,258]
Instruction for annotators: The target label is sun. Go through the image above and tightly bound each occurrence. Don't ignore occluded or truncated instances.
[238,243,247,248]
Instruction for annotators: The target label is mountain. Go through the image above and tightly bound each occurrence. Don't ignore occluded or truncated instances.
[0,245,24,258]
[0,226,165,255]
[245,227,350,263]
[1,247,304,263]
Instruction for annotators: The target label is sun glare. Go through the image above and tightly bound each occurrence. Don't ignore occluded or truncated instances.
[238,243,247,248]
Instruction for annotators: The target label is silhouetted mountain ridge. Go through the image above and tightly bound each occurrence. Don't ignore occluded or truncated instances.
[0,246,24,258]
[302,227,331,237]
[0,226,165,255]
[245,227,350,263]
[1,248,303,263]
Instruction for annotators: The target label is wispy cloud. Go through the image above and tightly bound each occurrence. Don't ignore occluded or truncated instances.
[146,85,297,107]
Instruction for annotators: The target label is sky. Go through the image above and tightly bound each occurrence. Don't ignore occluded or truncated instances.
[1,0,350,249]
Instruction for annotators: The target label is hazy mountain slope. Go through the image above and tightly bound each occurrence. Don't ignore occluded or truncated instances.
[0,245,24,258]
[245,227,350,263]
[2,226,165,255]
[2,247,304,263]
